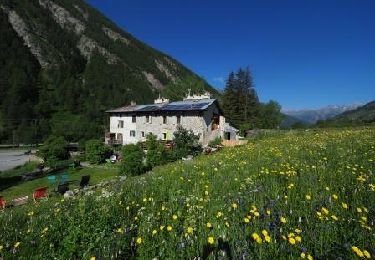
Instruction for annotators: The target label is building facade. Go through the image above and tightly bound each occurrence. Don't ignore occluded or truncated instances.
[105,94,238,146]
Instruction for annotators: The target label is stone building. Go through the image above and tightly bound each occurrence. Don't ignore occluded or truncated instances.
[105,93,239,146]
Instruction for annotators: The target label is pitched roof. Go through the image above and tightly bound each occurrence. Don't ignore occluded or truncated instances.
[106,99,217,113]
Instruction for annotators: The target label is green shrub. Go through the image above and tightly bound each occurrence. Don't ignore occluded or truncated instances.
[37,136,70,166]
[145,134,167,168]
[172,125,202,159]
[120,144,145,176]
[85,139,112,164]
[208,136,222,146]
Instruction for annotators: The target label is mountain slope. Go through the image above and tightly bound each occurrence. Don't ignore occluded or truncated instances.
[283,104,360,125]
[0,0,218,144]
[320,101,375,126]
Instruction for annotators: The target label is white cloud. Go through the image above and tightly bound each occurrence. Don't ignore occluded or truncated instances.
[213,76,224,84]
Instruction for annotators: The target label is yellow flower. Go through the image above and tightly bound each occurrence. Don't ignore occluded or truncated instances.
[43,227,49,233]
[295,228,302,233]
[116,228,124,234]
[167,225,173,231]
[254,211,260,217]
[172,214,178,220]
[342,202,348,209]
[225,221,230,227]
[280,217,287,224]
[357,207,362,213]
[217,211,223,218]
[252,233,262,244]
[331,215,339,221]
[0,245,3,251]
[206,222,213,228]
[307,254,313,260]
[90,257,96,260]
[14,242,20,248]
[187,227,193,234]
[207,236,215,245]
[288,237,296,245]
[28,211,34,216]
[332,194,338,200]
[266,210,271,215]
[243,217,250,223]
[136,237,142,244]
[363,250,371,259]
[205,190,209,196]
[264,235,271,243]
[352,246,364,258]
[231,203,238,209]
[262,230,269,237]
[152,229,157,236]
[305,195,311,200]
[161,205,166,211]
[295,236,302,243]
[301,252,306,258]
[160,225,165,230]
[321,207,329,215]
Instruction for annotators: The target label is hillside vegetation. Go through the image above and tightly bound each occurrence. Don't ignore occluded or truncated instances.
[1,128,374,259]
[0,0,217,144]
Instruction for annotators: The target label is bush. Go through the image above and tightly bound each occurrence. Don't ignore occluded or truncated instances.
[208,136,222,146]
[120,144,145,176]
[38,136,70,166]
[172,125,202,159]
[85,139,112,164]
[145,134,167,168]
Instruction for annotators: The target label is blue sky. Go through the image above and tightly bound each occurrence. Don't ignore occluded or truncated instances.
[87,0,375,110]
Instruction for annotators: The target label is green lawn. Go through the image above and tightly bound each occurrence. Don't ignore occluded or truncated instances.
[0,164,119,201]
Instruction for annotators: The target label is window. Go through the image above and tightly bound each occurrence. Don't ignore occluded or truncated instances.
[130,130,136,137]
[141,131,145,137]
[177,115,181,125]
[163,115,167,124]
[132,115,136,123]
[118,120,124,128]
[146,115,151,123]
[162,133,167,140]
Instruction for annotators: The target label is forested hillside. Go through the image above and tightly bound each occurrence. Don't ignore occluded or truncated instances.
[0,0,218,144]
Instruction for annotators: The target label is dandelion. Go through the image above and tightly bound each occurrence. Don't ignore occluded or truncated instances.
[305,195,311,200]
[90,257,96,260]
[243,217,250,223]
[295,236,302,243]
[262,230,269,237]
[288,237,296,245]
[363,250,371,259]
[160,225,165,231]
[167,226,173,231]
[161,205,166,211]
[225,221,230,227]
[357,207,362,213]
[14,242,20,248]
[307,255,313,260]
[352,246,364,258]
[0,245,3,251]
[264,235,271,243]
[231,203,238,209]
[266,209,271,215]
[187,227,193,234]
[301,252,306,258]
[321,207,329,215]
[342,202,348,209]
[206,222,213,228]
[295,228,302,233]
[280,216,287,224]
[28,211,34,216]
[136,237,142,245]
[208,236,215,245]
[217,211,223,218]
[152,229,157,236]
[331,215,339,221]
[172,214,178,220]
[332,194,338,200]
[116,228,124,234]
[252,233,262,244]
[254,211,260,217]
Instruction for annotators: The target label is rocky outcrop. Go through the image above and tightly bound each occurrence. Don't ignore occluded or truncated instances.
[78,35,119,64]
[1,6,50,68]
[73,4,89,21]
[155,59,176,82]
[39,0,85,34]
[143,72,164,90]
[103,26,130,45]
[38,0,118,64]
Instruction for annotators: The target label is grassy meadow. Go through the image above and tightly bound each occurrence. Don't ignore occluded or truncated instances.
[0,128,374,259]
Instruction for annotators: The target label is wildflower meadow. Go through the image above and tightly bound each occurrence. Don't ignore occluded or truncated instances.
[0,128,374,259]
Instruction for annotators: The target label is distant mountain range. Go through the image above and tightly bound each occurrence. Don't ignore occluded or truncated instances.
[282,104,362,125]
